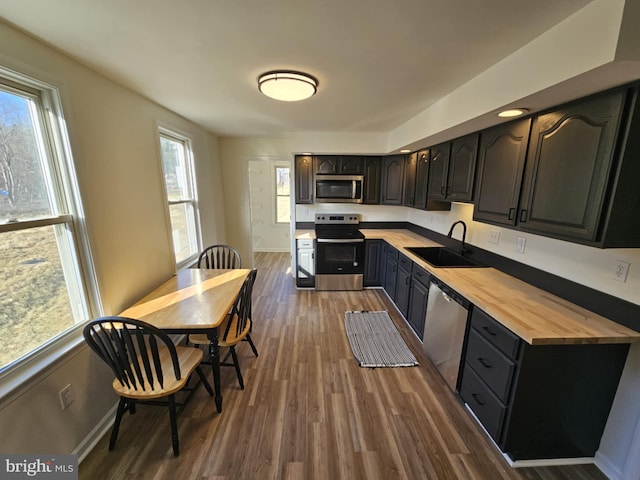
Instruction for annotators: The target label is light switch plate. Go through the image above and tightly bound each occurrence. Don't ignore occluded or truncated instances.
[516,237,526,254]
[489,230,500,245]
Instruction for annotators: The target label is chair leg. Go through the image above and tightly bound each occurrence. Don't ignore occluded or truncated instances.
[229,347,244,390]
[109,397,128,451]
[168,394,179,457]
[245,334,259,357]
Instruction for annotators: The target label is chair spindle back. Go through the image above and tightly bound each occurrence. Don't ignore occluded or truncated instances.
[198,245,242,269]
[83,317,182,391]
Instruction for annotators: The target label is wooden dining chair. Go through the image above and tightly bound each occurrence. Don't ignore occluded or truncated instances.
[190,268,258,390]
[197,244,242,269]
[83,316,213,457]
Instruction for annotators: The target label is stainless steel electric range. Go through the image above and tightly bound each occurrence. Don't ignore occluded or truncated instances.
[314,213,365,291]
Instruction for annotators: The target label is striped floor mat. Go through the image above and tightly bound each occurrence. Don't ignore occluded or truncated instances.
[344,310,419,368]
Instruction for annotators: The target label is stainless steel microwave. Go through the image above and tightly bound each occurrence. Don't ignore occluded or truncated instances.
[315,175,364,203]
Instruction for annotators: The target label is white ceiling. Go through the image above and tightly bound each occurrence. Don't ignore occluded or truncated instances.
[0,0,593,137]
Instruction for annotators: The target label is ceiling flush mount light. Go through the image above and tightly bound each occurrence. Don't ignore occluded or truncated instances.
[258,70,318,102]
[498,108,528,118]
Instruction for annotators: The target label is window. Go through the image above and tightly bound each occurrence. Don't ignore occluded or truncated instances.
[0,70,94,373]
[274,165,290,224]
[158,130,200,266]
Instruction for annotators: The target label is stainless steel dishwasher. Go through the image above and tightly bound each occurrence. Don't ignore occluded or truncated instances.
[422,277,470,392]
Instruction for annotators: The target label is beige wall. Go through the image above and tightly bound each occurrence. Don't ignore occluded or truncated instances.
[0,20,226,456]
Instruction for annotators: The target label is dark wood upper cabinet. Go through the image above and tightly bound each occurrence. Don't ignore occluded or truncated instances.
[447,133,479,202]
[294,155,313,204]
[414,149,430,209]
[427,134,478,202]
[474,119,531,226]
[473,85,640,247]
[427,143,450,201]
[402,152,417,206]
[518,90,626,243]
[338,156,364,174]
[313,155,338,174]
[313,155,364,175]
[381,155,405,205]
[363,156,381,204]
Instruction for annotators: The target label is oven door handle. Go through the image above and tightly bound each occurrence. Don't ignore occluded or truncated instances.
[317,238,365,244]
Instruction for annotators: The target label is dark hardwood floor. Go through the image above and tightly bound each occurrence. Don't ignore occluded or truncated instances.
[79,252,607,479]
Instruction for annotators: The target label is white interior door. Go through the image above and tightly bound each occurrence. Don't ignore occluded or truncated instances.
[247,158,291,253]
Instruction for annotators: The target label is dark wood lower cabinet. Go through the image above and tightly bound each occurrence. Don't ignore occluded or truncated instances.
[406,263,429,338]
[383,246,398,297]
[460,307,629,461]
[363,240,383,287]
[394,255,412,317]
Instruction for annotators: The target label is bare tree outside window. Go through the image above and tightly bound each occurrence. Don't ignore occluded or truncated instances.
[0,76,92,370]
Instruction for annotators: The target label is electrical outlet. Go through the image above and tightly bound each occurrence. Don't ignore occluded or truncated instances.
[59,384,74,410]
[516,237,526,254]
[613,260,630,282]
[489,230,500,245]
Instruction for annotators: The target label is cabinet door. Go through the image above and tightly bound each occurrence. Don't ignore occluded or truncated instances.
[383,255,398,297]
[294,155,314,204]
[474,119,531,226]
[296,242,315,287]
[407,271,429,338]
[414,149,430,209]
[339,156,364,174]
[447,133,479,202]
[395,262,412,317]
[403,152,417,206]
[363,157,381,204]
[364,240,382,287]
[427,143,450,200]
[314,156,338,174]
[381,155,405,205]
[518,91,625,241]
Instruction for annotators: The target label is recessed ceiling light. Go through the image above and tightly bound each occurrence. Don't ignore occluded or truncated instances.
[498,108,528,118]
[400,149,411,153]
[258,70,318,102]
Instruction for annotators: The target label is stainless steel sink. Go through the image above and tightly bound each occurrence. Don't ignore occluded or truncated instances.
[406,247,488,268]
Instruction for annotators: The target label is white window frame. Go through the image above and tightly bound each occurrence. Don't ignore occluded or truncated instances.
[0,66,99,395]
[273,162,290,225]
[157,128,201,269]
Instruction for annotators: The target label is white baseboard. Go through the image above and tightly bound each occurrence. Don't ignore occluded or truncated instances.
[507,456,594,468]
[74,402,118,463]
[594,450,622,480]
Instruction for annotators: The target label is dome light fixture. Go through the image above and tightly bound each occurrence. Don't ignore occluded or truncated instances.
[498,108,528,118]
[258,70,318,102]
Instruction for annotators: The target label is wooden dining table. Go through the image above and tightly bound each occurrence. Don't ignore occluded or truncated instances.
[120,268,251,412]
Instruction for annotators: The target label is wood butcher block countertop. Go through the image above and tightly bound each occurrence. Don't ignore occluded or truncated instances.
[296,228,640,345]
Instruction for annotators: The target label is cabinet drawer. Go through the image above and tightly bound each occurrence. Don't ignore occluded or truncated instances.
[297,239,314,249]
[411,262,430,287]
[465,329,516,402]
[387,246,398,261]
[399,254,412,270]
[470,308,520,359]
[460,365,507,442]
